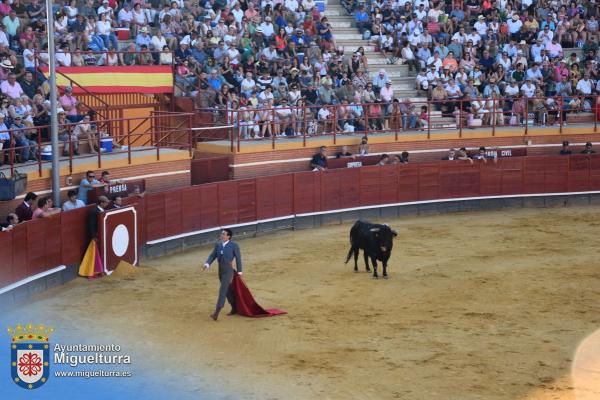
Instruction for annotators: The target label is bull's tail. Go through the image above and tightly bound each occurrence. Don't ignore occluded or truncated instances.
[344,246,354,264]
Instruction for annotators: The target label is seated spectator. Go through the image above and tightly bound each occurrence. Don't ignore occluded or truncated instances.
[32,197,61,219]
[560,141,572,155]
[63,114,96,155]
[11,115,37,162]
[63,189,86,211]
[399,151,409,164]
[1,213,18,231]
[442,148,473,163]
[59,86,84,123]
[310,145,328,171]
[335,145,353,158]
[581,142,596,154]
[1,73,24,100]
[0,112,9,161]
[110,195,123,209]
[377,154,389,166]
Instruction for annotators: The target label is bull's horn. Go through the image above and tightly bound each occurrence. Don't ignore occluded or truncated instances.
[370,228,380,232]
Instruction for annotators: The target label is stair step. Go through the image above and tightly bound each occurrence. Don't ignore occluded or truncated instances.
[340,45,375,52]
[333,33,364,40]
[329,21,352,28]
[331,27,361,34]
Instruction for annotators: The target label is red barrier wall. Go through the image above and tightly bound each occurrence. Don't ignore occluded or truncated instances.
[4,155,600,290]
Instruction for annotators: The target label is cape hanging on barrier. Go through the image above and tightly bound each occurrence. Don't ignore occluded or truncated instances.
[78,240,104,278]
[231,273,286,318]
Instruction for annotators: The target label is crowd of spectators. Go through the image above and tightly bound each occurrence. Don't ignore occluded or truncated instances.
[0,0,598,163]
[355,0,600,126]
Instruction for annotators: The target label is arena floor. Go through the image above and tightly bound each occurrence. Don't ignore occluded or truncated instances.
[13,206,600,399]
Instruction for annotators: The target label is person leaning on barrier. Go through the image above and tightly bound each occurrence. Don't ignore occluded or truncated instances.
[442,148,473,164]
[310,146,328,171]
[335,145,353,159]
[559,141,572,155]
[581,142,596,154]
[1,213,18,231]
[32,197,61,219]
[377,154,390,166]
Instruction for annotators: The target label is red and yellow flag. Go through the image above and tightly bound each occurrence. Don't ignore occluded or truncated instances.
[42,66,173,94]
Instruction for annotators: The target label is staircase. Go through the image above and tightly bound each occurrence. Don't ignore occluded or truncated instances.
[324,0,453,128]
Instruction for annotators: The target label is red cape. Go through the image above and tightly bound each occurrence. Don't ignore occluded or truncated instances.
[231,273,286,317]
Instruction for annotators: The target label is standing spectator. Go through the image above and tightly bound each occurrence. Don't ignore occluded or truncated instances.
[15,191,37,222]
[78,170,102,204]
[87,195,109,240]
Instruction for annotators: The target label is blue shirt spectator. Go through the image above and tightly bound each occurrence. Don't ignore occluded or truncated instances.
[78,171,101,204]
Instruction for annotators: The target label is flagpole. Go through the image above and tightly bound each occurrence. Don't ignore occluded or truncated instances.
[46,2,60,206]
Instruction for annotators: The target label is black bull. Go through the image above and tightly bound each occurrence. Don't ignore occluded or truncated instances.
[344,221,398,279]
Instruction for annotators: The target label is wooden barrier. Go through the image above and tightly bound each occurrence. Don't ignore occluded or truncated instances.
[4,154,600,290]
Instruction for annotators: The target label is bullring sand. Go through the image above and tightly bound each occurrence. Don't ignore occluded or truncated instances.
[21,206,600,399]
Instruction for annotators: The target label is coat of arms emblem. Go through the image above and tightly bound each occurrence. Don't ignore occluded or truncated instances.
[7,323,53,390]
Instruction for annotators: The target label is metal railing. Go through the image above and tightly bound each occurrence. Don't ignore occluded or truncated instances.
[194,95,599,151]
[0,112,194,178]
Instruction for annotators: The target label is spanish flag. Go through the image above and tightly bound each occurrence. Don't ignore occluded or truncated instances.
[41,66,173,94]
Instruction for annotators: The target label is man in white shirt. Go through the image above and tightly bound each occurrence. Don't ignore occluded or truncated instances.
[97,0,114,21]
[466,29,482,46]
[474,15,488,36]
[55,43,72,67]
[520,78,536,98]
[258,85,274,103]
[258,17,275,37]
[232,3,244,24]
[240,72,256,98]
[117,3,133,27]
[261,44,278,61]
[415,4,427,21]
[284,0,299,11]
[507,15,522,36]
[451,27,467,44]
[576,75,592,95]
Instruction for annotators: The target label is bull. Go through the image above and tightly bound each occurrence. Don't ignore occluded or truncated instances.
[344,220,397,279]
